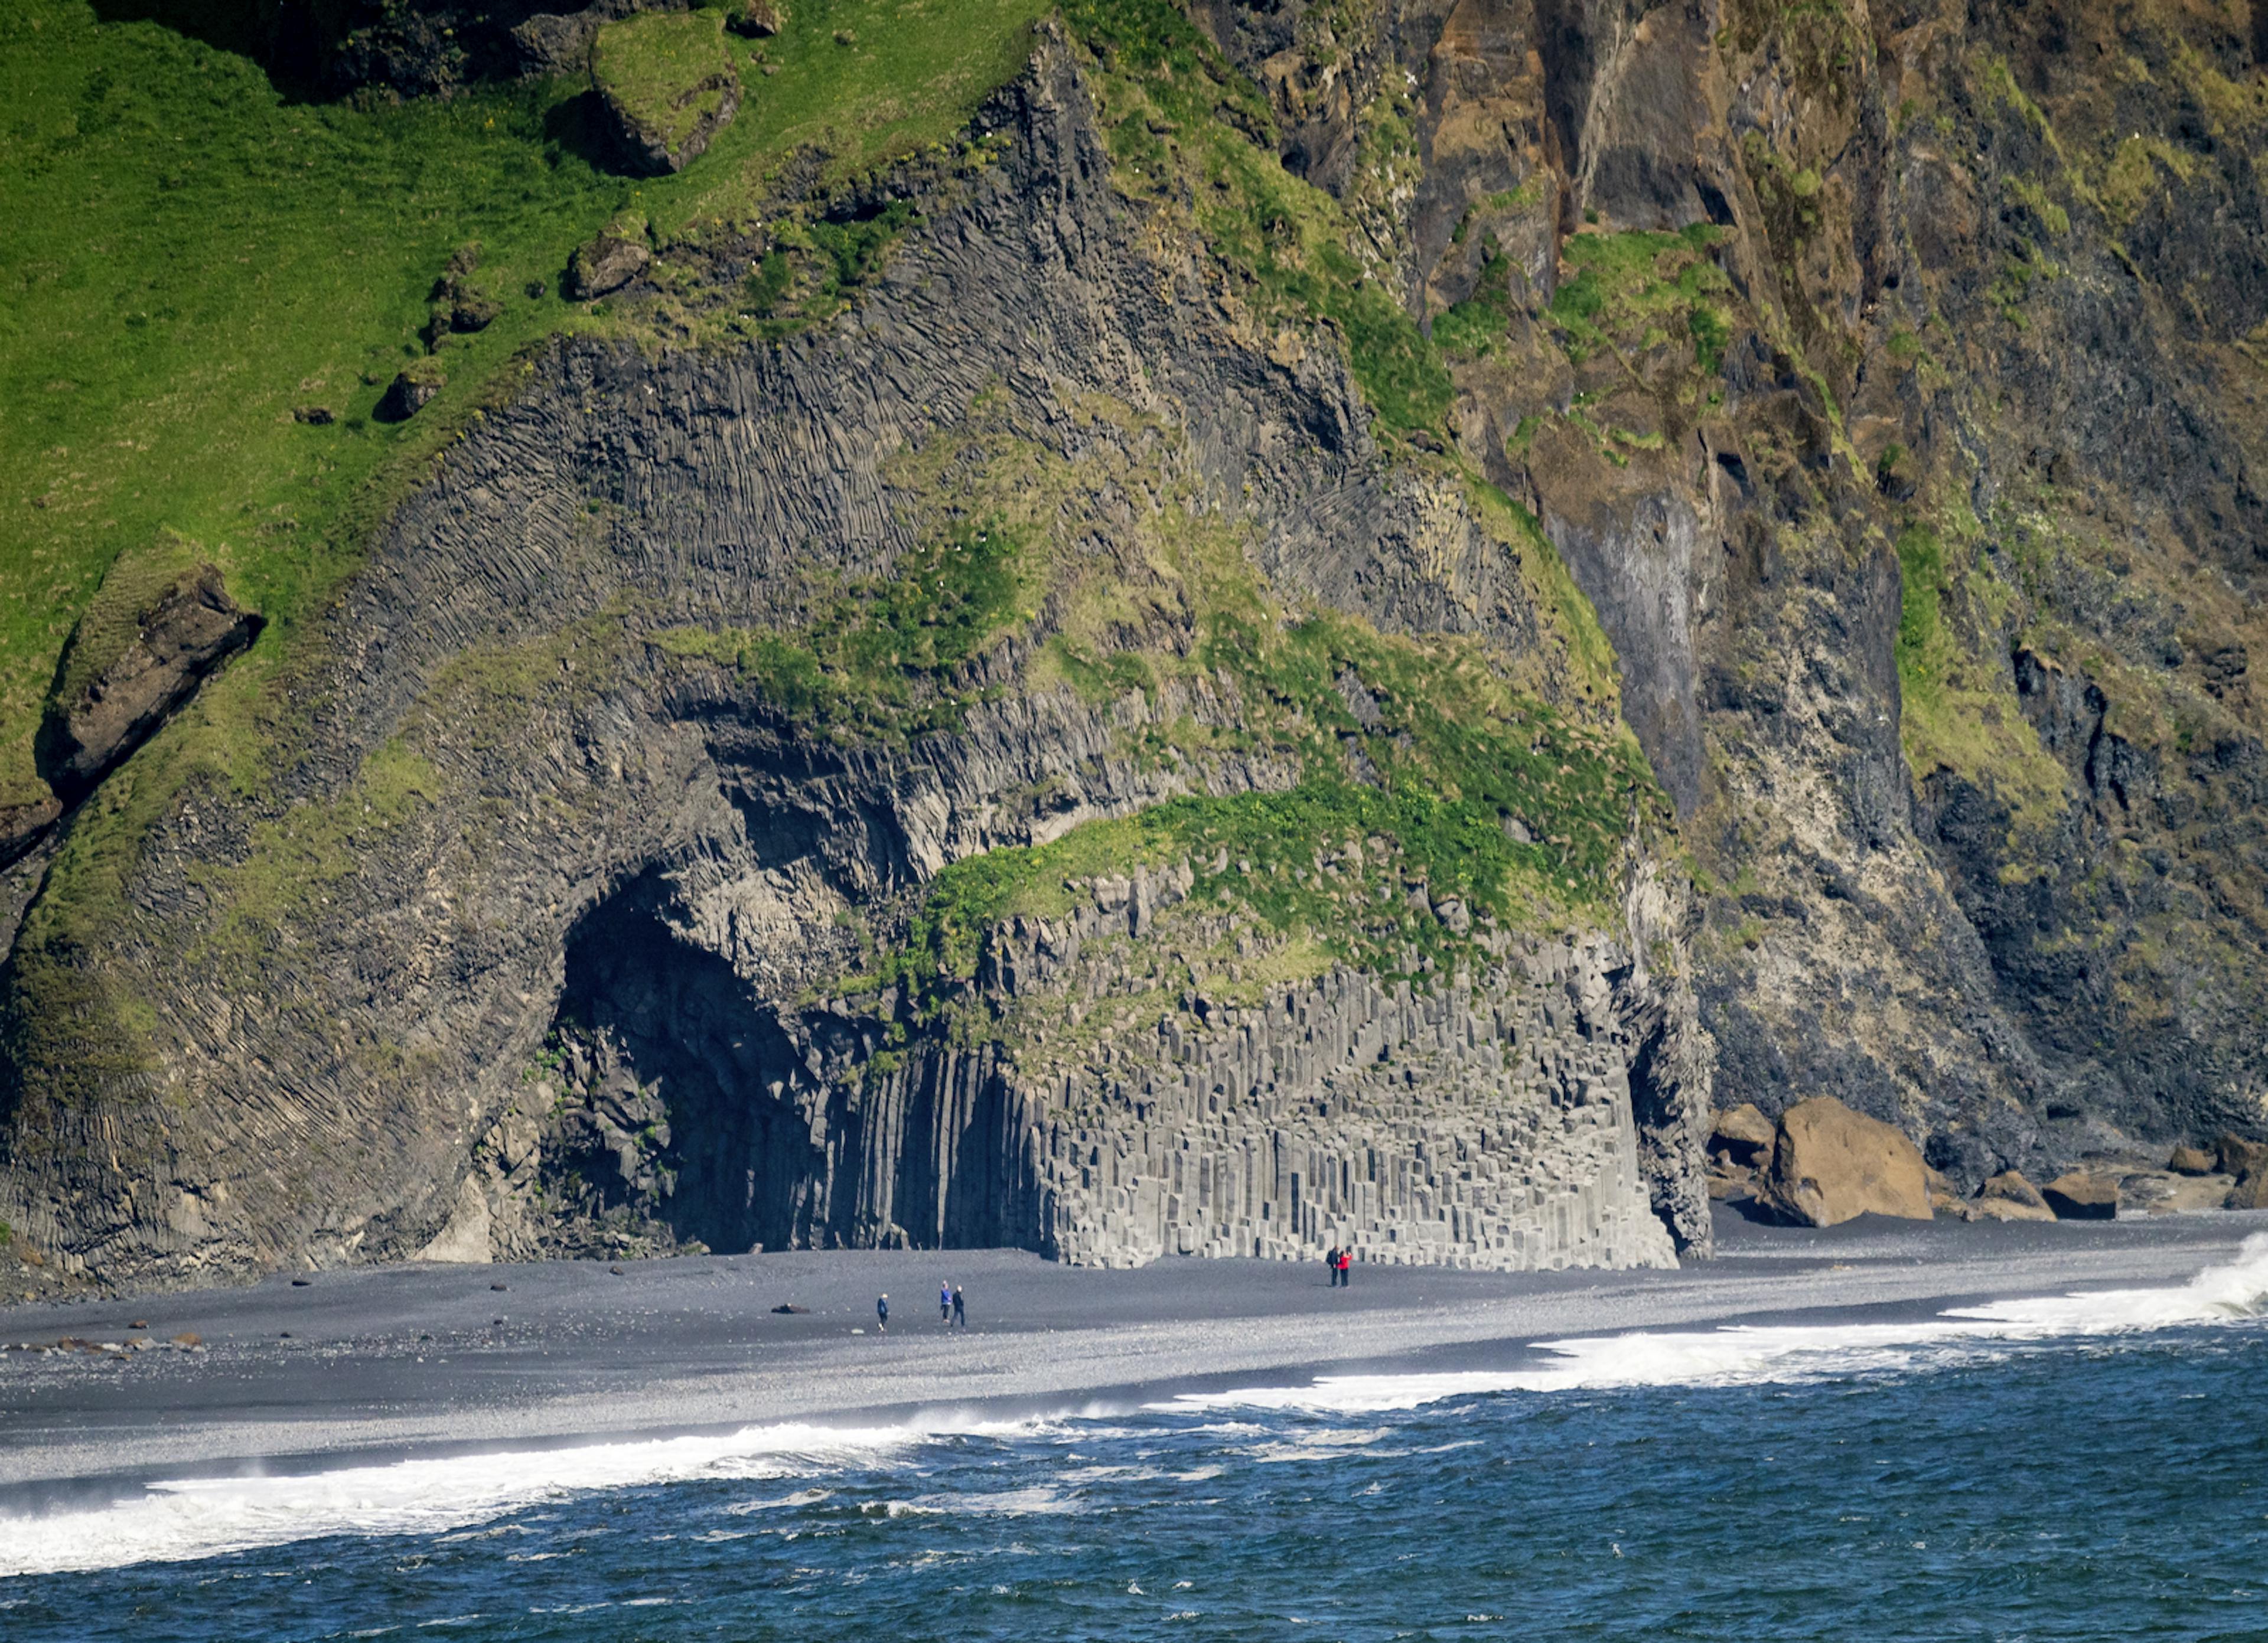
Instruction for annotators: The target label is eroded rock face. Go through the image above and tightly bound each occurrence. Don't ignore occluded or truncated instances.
[35,563,260,807]
[1757,1096,1932,1228]
[481,865,1687,1270]
[0,37,1708,1285]
[1181,0,2268,1181]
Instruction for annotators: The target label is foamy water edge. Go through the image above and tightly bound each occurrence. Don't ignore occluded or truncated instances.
[3,1232,2263,1578]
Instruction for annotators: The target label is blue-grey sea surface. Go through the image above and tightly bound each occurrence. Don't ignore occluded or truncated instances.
[3,1237,2264,1641]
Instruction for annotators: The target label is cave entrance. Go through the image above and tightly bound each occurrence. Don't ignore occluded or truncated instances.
[553,879,829,1254]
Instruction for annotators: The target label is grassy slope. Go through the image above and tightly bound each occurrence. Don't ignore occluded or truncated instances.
[0,0,1052,815]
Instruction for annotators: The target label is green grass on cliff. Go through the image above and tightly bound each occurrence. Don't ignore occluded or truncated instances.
[876,598,1661,1018]
[1067,0,1455,444]
[1547,224,1733,372]
[591,8,734,159]
[0,0,1051,819]
[656,521,1032,741]
[1894,521,2067,830]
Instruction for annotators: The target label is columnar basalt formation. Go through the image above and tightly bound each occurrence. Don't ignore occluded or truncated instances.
[484,857,1686,1271]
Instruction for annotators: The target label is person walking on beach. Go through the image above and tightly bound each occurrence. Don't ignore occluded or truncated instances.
[876,1293,888,1334]
[951,1284,966,1329]
[1325,1245,1341,1288]
[1337,1247,1353,1288]
[940,1279,952,1325]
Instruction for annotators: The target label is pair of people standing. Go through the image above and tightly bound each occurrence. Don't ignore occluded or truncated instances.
[1322,1246,1354,1287]
[938,1279,967,1328]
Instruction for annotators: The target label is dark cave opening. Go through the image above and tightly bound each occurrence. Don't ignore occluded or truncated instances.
[553,881,835,1256]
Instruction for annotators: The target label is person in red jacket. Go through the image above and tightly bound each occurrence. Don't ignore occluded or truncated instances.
[1337,1247,1353,1287]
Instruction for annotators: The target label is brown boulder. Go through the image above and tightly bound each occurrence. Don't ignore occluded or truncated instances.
[565,230,651,300]
[1709,1103,1775,1165]
[2167,1145,2217,1176]
[1960,1171,2055,1223]
[1757,1097,1932,1227]
[2215,1133,2268,1179]
[2228,1171,2268,1212]
[2041,1172,2119,1220]
[1980,1169,2049,1210]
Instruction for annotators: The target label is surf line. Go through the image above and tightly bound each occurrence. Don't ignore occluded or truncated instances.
[1163,1231,2268,1414]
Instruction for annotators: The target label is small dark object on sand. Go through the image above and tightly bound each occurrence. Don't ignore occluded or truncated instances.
[291,1279,310,1287]
[609,1265,625,1276]
[491,1283,508,1292]
[128,1320,147,1330]
[771,1303,807,1315]
[492,1317,505,1326]
[279,1331,292,1339]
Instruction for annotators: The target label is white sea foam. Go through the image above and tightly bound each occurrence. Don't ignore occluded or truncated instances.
[6,1235,2263,1576]
[1166,1231,2268,1415]
[0,1420,942,1578]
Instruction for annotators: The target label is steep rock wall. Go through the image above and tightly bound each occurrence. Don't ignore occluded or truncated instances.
[1192,0,2268,1183]
[0,28,1706,1284]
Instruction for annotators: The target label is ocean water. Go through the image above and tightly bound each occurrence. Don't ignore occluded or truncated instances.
[4,1235,2266,1641]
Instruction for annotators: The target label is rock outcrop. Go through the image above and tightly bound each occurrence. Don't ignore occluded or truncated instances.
[1756,1096,1933,1228]
[2041,1172,2120,1221]
[0,31,1707,1285]
[8,0,2268,1283]
[34,559,260,807]
[590,10,740,176]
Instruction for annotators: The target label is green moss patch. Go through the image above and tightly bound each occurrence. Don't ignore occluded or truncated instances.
[657,522,1031,741]
[872,599,1664,1021]
[591,8,735,169]
[1547,225,1733,373]
[1894,522,2067,830]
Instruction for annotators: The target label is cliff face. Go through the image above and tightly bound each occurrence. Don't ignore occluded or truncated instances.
[1189,0,2268,1183]
[0,24,1707,1283]
[3,0,2264,1286]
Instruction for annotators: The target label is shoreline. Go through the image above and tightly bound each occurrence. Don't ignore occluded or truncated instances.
[2,1210,2262,1504]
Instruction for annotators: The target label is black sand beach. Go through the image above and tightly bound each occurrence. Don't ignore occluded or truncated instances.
[2,1210,2261,1504]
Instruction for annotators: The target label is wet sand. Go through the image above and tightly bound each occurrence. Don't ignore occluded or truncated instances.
[1,1209,2260,1503]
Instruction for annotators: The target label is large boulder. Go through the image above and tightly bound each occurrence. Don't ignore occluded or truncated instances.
[1709,1103,1775,1164]
[2041,1172,2119,1220]
[1756,1097,1932,1227]
[35,553,261,804]
[2229,1170,2268,1211]
[2215,1133,2268,1179]
[1967,1169,2056,1223]
[2167,1144,2218,1176]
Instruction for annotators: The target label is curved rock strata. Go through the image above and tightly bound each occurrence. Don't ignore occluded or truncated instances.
[0,31,1706,1285]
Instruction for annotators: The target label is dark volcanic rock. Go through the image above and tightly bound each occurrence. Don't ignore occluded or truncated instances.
[0,35,1710,1285]
[564,231,651,299]
[35,561,260,806]
[375,362,447,422]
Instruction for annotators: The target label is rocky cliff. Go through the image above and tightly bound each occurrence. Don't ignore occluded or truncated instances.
[3,0,2265,1289]
[0,14,1709,1284]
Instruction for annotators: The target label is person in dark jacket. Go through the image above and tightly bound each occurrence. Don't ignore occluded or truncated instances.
[1325,1246,1341,1288]
[951,1285,966,1328]
[876,1294,888,1334]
